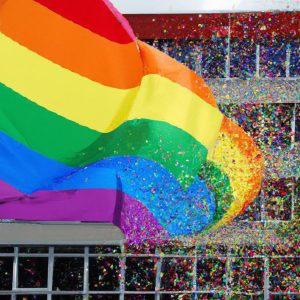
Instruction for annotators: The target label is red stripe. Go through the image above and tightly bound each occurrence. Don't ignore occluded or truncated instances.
[125,12,299,40]
[34,0,135,44]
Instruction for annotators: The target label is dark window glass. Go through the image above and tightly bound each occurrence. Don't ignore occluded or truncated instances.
[52,296,82,300]
[290,41,300,77]
[195,295,226,300]
[262,103,293,149]
[263,178,294,221]
[166,40,202,75]
[269,258,300,293]
[89,257,120,291]
[160,258,194,291]
[0,247,13,254]
[219,103,294,150]
[230,39,256,78]
[0,257,13,290]
[89,294,120,300]
[18,257,48,288]
[161,296,194,300]
[16,296,47,300]
[89,295,119,300]
[202,38,227,78]
[260,41,286,77]
[19,247,48,254]
[125,257,156,291]
[89,245,121,254]
[54,246,84,254]
[124,296,155,300]
[53,258,84,291]
[197,258,226,290]
[230,258,264,293]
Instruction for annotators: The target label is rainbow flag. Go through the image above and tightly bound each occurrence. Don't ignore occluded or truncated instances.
[0,0,263,241]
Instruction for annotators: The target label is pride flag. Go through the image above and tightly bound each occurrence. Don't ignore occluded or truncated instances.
[0,0,263,241]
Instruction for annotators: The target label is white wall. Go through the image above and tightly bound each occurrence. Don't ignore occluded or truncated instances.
[110,0,300,14]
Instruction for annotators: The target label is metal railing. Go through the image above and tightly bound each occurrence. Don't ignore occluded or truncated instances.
[0,244,299,299]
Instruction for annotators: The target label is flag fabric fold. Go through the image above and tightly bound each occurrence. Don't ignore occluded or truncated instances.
[0,0,263,241]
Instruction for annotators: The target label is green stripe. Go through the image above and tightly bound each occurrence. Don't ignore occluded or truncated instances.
[0,82,207,187]
[199,160,234,225]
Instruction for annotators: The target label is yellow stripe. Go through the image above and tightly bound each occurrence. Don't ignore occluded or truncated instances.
[0,33,223,150]
[208,130,263,228]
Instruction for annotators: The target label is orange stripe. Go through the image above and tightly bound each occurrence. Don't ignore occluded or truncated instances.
[221,117,264,166]
[0,0,8,6]
[0,0,143,89]
[138,41,217,108]
[0,0,219,104]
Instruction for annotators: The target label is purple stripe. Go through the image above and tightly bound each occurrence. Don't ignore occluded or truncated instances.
[0,180,168,240]
[121,194,169,242]
[0,188,123,225]
[0,179,23,198]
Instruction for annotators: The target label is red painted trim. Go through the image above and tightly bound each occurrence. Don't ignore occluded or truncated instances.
[125,12,300,40]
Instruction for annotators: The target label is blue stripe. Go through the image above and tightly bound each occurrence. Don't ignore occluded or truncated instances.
[0,129,72,193]
[0,130,117,193]
[0,130,216,235]
[95,157,216,235]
